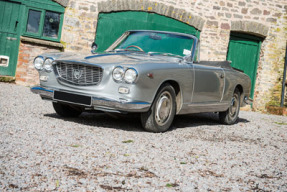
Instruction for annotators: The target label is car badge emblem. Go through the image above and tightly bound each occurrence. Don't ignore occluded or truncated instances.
[73,69,83,79]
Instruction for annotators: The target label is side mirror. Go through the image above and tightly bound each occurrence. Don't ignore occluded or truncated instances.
[91,42,98,54]
[182,54,192,63]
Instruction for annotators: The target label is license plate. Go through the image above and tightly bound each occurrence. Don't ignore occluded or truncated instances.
[53,91,92,106]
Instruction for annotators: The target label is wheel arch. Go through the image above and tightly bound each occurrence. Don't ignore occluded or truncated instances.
[153,80,182,114]
[235,84,244,105]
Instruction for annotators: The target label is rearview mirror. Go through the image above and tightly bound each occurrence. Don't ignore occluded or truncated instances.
[91,42,98,54]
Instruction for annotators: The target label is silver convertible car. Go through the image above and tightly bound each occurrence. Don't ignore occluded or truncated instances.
[31,30,252,132]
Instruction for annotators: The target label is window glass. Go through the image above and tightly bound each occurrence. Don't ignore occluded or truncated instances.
[43,11,60,39]
[27,10,41,33]
[116,31,194,56]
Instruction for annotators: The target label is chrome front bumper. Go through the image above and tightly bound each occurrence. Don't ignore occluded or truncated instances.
[31,86,151,113]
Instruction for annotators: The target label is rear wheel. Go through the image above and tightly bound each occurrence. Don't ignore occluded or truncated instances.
[141,84,176,132]
[219,88,240,124]
[53,102,82,117]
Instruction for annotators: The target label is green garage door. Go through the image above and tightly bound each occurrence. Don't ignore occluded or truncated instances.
[0,0,22,76]
[227,33,263,98]
[95,11,200,52]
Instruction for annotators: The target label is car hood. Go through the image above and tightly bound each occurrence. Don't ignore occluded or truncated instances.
[43,52,181,66]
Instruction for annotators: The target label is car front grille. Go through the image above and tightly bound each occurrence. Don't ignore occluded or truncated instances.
[54,62,103,86]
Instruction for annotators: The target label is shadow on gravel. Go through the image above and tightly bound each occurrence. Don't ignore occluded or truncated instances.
[44,112,145,132]
[44,112,249,132]
[171,113,250,130]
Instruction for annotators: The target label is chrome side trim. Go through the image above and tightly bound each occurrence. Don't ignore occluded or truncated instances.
[188,102,229,107]
[178,102,230,114]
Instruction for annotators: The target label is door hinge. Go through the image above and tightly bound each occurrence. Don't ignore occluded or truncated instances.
[6,37,17,41]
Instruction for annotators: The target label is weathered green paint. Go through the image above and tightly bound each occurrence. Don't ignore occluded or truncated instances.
[95,11,200,52]
[0,0,64,76]
[227,33,263,98]
[23,0,65,12]
[0,0,22,76]
[22,0,65,42]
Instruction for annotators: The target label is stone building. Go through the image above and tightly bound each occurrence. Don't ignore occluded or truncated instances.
[0,0,286,111]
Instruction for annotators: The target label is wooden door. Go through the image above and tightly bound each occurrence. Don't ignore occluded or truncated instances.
[0,0,21,76]
[227,33,262,98]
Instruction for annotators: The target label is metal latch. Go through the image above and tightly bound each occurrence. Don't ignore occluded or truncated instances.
[6,37,17,41]
[0,55,9,67]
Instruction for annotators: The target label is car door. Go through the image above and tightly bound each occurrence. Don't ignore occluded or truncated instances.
[191,64,225,103]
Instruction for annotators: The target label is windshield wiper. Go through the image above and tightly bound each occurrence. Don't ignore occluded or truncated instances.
[114,49,126,52]
[148,52,182,58]
[114,49,145,53]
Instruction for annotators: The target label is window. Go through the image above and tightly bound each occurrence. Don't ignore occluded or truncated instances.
[24,8,63,42]
[27,10,41,33]
[43,11,60,39]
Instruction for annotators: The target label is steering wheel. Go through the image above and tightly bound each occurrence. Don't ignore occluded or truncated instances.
[125,45,144,52]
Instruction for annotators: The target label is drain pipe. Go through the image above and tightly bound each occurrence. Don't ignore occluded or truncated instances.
[280,42,287,107]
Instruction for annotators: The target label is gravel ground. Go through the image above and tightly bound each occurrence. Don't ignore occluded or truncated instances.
[0,82,287,191]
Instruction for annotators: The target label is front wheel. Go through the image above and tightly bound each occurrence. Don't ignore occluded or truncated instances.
[219,88,241,125]
[53,102,82,117]
[141,84,176,132]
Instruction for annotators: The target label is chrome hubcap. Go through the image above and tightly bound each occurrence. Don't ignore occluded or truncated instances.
[155,91,172,126]
[229,95,238,118]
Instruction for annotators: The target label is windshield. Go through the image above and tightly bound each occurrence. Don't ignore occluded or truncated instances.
[109,31,195,57]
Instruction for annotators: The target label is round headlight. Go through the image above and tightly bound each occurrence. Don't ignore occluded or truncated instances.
[124,68,138,83]
[34,56,44,70]
[113,66,125,81]
[43,58,54,72]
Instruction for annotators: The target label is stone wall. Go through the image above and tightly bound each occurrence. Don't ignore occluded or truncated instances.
[61,0,99,53]
[254,12,287,109]
[15,38,63,86]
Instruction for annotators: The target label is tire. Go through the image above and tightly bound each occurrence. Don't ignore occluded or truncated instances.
[141,84,176,132]
[52,102,82,117]
[219,88,241,125]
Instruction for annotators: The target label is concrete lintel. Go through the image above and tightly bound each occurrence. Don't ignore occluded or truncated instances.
[231,21,269,37]
[20,36,64,49]
[52,0,69,7]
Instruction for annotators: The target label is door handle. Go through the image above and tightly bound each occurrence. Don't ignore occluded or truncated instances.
[15,21,19,31]
[220,74,224,78]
